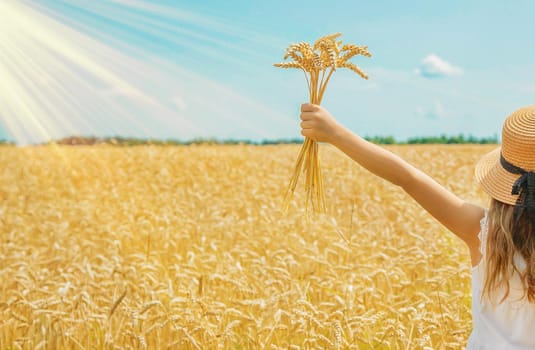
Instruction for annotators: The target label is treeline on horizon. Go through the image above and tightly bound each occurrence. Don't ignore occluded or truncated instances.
[0,134,499,146]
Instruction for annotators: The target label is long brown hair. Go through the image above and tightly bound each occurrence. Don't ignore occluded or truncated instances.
[483,198,535,303]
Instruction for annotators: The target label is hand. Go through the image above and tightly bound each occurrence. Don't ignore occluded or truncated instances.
[300,103,343,143]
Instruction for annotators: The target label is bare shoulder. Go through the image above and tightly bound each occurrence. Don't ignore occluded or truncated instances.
[461,202,486,266]
[458,202,486,244]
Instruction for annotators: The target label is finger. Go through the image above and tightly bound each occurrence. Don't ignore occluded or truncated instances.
[301,103,317,112]
[301,129,315,140]
[300,121,313,129]
[300,111,314,121]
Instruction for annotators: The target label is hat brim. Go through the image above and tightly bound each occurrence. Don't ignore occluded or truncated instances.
[475,147,520,205]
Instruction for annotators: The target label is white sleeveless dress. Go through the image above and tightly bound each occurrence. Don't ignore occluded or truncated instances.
[466,211,535,349]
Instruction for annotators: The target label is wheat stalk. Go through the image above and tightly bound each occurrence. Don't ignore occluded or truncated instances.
[0,145,483,348]
[274,33,371,214]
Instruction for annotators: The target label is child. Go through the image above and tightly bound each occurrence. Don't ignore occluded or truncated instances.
[299,103,535,348]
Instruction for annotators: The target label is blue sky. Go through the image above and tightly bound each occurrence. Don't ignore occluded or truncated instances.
[1,0,534,144]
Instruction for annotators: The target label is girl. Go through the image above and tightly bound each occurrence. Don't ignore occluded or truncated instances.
[299,103,535,349]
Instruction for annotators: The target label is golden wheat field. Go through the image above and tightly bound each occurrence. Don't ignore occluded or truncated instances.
[0,143,495,349]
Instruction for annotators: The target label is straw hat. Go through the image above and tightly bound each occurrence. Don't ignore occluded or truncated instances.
[475,105,535,205]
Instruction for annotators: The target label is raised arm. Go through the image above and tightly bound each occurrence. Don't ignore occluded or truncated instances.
[300,103,485,265]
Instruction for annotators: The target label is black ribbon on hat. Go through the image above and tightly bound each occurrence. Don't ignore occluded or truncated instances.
[500,153,535,218]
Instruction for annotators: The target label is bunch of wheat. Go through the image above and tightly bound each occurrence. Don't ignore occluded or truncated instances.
[275,33,371,213]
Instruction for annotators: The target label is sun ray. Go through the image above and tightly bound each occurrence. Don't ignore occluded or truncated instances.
[29,0,266,64]
[0,0,294,146]
[0,0,198,144]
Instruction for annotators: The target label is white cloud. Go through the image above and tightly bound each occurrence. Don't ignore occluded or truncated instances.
[415,100,446,120]
[172,96,187,111]
[415,54,463,78]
